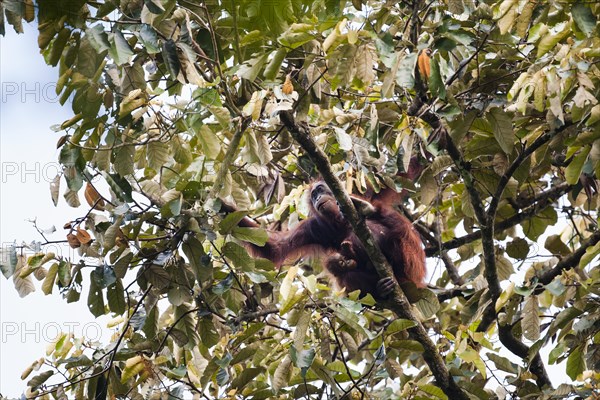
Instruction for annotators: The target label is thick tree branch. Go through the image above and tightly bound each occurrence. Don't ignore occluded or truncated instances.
[279,110,470,400]
[426,182,574,256]
[498,324,552,388]
[409,94,555,390]
[538,229,600,286]
[488,122,573,218]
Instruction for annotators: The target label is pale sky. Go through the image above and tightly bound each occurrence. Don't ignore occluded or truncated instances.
[0,23,109,397]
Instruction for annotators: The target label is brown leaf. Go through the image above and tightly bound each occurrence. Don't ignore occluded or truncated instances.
[76,228,93,245]
[417,49,431,81]
[23,0,35,22]
[66,233,81,249]
[63,222,72,229]
[492,153,509,175]
[116,229,129,247]
[282,74,294,95]
[84,183,106,211]
[56,135,69,149]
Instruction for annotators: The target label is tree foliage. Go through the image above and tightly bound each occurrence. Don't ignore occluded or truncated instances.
[2,0,600,398]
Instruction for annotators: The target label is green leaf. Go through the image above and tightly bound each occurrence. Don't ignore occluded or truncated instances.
[586,104,600,126]
[240,30,264,47]
[147,141,170,171]
[219,211,248,233]
[109,30,134,65]
[113,250,133,279]
[389,339,424,352]
[102,172,134,201]
[119,88,146,117]
[522,206,557,241]
[385,319,417,334]
[290,347,315,378]
[506,238,529,260]
[91,266,117,289]
[57,260,72,287]
[572,3,597,38]
[196,124,222,159]
[565,146,590,185]
[21,252,54,278]
[428,57,446,100]
[537,23,570,58]
[27,371,54,390]
[138,24,160,54]
[396,52,417,89]
[42,263,58,295]
[566,345,585,380]
[237,54,269,82]
[546,307,583,339]
[49,28,70,66]
[120,356,144,383]
[183,236,212,283]
[222,241,254,270]
[144,265,170,289]
[232,227,268,246]
[579,240,600,269]
[168,286,192,306]
[419,383,448,400]
[107,279,126,314]
[162,39,181,78]
[87,25,110,53]
[487,353,518,373]
[198,317,219,347]
[231,367,265,389]
[208,106,231,128]
[413,288,440,319]
[144,0,165,14]
[487,107,513,154]
[544,235,571,257]
[87,275,105,317]
[278,23,314,49]
[0,244,17,278]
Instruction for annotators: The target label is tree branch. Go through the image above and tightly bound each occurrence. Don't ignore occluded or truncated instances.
[538,229,600,286]
[408,88,557,391]
[426,182,573,256]
[279,109,470,400]
[498,324,552,388]
[488,121,573,218]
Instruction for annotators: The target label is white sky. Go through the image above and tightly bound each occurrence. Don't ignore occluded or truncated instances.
[0,23,110,397]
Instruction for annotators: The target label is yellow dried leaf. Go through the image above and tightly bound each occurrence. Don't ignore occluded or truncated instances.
[282,74,294,95]
[76,228,93,244]
[66,233,81,249]
[417,49,431,81]
[84,183,106,211]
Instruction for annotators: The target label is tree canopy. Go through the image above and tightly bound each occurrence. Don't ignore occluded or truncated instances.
[2,0,600,398]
